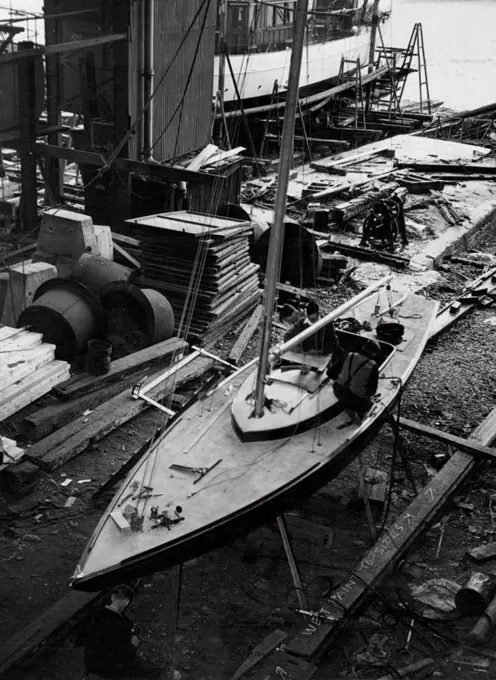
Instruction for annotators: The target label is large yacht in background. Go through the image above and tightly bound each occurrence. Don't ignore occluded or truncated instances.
[214,0,392,110]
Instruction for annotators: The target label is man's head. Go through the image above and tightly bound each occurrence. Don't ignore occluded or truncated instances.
[110,584,135,612]
[361,338,381,359]
[306,300,320,324]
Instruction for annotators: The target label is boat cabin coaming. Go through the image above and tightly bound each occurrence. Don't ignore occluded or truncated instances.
[218,0,367,56]
[231,329,395,441]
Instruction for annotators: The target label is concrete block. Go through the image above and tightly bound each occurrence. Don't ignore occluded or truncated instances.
[37,208,98,260]
[93,225,113,260]
[1,261,57,327]
[2,460,40,497]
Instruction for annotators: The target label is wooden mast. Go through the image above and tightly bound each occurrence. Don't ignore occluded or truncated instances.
[252,0,309,418]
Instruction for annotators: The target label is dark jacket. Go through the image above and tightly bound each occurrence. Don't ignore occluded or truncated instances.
[284,318,339,355]
[83,606,138,678]
[336,352,379,398]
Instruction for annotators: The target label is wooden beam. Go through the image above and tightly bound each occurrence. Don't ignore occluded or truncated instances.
[228,303,262,364]
[32,142,222,184]
[282,407,496,662]
[222,65,389,118]
[0,590,102,677]
[396,161,496,175]
[25,356,215,471]
[54,338,187,400]
[0,33,127,64]
[17,41,38,232]
[397,417,496,461]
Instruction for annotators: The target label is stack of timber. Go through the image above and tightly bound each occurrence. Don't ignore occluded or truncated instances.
[0,326,70,422]
[131,211,261,345]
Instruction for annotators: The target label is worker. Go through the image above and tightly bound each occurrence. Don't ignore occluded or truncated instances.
[80,584,162,679]
[333,338,381,427]
[284,300,339,356]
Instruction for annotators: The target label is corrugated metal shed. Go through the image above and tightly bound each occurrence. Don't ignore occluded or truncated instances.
[129,0,216,162]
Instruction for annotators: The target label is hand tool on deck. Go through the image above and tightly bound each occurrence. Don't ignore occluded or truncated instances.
[169,459,222,484]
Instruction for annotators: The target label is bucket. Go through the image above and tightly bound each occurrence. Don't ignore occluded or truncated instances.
[455,572,496,616]
[86,339,113,376]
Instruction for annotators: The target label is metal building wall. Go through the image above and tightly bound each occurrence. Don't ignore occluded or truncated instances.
[129,0,217,162]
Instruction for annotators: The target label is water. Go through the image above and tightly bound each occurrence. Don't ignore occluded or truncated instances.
[3,0,496,113]
[389,0,496,111]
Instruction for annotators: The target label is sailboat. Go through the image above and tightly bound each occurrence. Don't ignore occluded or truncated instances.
[71,0,437,593]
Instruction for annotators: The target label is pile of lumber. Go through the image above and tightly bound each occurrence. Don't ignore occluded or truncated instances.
[0,326,70,422]
[134,211,261,345]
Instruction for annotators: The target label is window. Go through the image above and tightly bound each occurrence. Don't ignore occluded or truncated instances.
[270,2,293,27]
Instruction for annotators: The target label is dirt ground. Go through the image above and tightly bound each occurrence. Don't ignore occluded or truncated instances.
[2,257,496,680]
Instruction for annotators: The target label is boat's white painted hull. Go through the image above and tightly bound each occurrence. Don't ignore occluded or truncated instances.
[214,29,372,103]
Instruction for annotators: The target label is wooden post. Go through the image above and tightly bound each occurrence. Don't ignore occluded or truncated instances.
[277,515,308,609]
[44,12,63,203]
[163,564,182,648]
[111,1,131,223]
[17,41,38,232]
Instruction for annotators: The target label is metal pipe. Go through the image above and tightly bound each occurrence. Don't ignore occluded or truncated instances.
[142,0,155,161]
[271,274,393,360]
[253,0,309,418]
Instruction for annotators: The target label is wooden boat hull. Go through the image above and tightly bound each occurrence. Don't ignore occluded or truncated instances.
[71,293,438,593]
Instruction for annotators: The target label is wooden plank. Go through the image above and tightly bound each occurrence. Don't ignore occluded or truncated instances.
[0,590,101,676]
[23,372,155,440]
[396,161,496,175]
[112,241,141,269]
[0,33,127,64]
[228,304,262,364]
[203,146,246,167]
[310,147,388,172]
[247,650,318,680]
[0,330,43,352]
[230,630,288,680]
[397,417,496,461]
[111,231,140,248]
[186,144,220,172]
[54,338,188,400]
[321,243,409,269]
[0,361,70,421]
[283,406,496,661]
[25,356,215,471]
[0,344,54,388]
[33,143,222,185]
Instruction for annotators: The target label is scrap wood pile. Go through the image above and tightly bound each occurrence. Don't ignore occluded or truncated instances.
[133,211,261,346]
[0,325,70,423]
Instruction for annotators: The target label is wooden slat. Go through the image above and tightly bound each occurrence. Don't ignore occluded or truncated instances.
[230,630,287,680]
[54,338,188,400]
[228,304,262,364]
[25,356,215,471]
[112,241,140,269]
[283,406,496,661]
[0,361,70,422]
[246,650,318,680]
[397,417,496,461]
[0,344,54,388]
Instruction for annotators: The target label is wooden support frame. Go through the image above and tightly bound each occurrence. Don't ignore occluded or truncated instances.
[0,33,127,64]
[32,143,223,185]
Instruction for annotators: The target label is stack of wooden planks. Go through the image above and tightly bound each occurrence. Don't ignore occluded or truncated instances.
[0,326,70,422]
[132,211,261,345]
